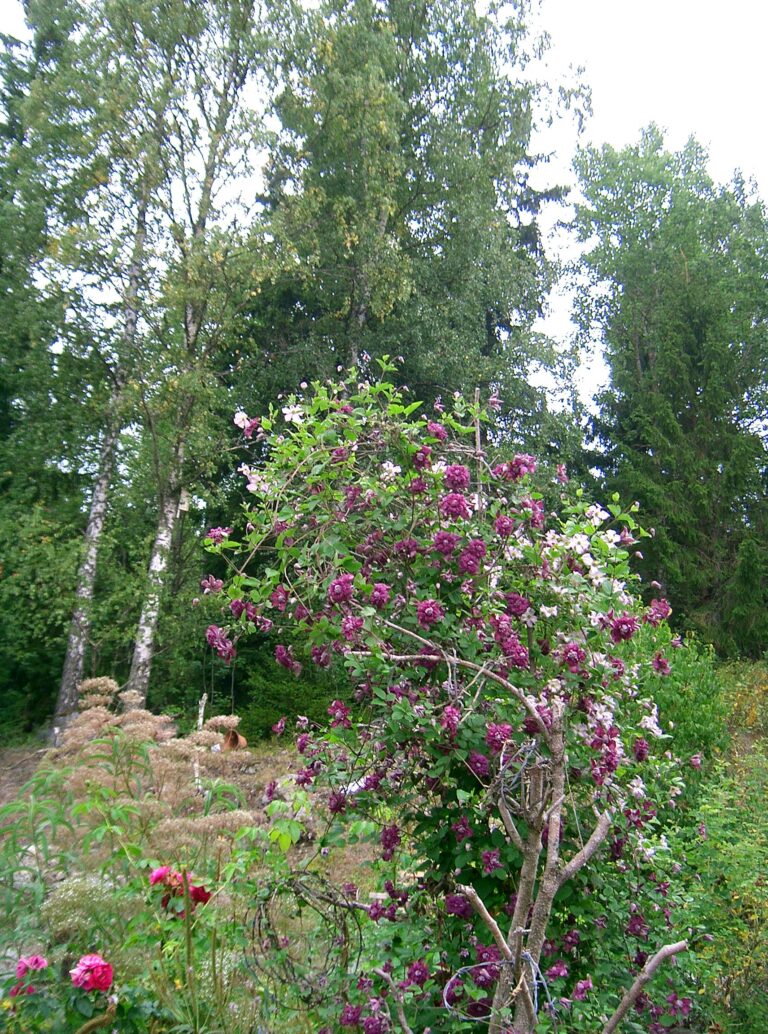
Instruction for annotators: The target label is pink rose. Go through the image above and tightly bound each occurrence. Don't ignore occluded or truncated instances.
[16,954,48,979]
[149,865,173,885]
[70,954,113,992]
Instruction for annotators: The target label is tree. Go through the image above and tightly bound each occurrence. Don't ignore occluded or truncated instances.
[574,127,768,649]
[204,371,704,1033]
[252,0,574,426]
[3,1,282,719]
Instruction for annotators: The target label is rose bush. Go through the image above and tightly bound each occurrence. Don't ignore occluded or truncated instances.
[205,366,709,1032]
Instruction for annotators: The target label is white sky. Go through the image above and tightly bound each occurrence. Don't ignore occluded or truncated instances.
[4,0,766,400]
[531,0,768,193]
[527,0,768,401]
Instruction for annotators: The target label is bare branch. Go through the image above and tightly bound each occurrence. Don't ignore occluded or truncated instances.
[558,810,612,888]
[497,793,525,851]
[602,940,689,1034]
[458,885,513,961]
[348,631,549,737]
[373,968,416,1034]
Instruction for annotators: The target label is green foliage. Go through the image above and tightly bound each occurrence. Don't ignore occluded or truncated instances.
[0,711,308,1032]
[205,371,709,1032]
[720,660,768,736]
[575,126,768,653]
[251,0,575,418]
[236,642,342,742]
[641,627,729,767]
[682,748,768,1031]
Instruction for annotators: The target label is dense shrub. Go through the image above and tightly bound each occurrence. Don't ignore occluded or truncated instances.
[203,367,714,1032]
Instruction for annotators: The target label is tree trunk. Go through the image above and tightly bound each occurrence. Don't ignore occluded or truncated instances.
[52,181,149,736]
[125,446,184,703]
[52,416,122,740]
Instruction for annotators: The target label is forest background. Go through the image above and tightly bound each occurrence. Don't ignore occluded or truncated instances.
[1,0,767,743]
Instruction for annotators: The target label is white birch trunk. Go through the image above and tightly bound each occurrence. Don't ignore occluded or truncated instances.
[53,190,149,739]
[53,420,122,738]
[125,481,181,703]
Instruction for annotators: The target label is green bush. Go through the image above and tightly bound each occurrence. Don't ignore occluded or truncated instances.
[681,747,768,1032]
[236,642,345,742]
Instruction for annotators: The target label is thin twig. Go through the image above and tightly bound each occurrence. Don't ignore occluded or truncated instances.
[458,885,514,960]
[602,940,689,1034]
[497,793,525,851]
[373,967,416,1034]
[558,810,612,888]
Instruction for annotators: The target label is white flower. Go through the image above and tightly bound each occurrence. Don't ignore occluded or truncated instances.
[585,504,609,524]
[282,404,304,424]
[639,706,664,738]
[246,472,271,493]
[234,410,250,429]
[602,530,621,547]
[381,461,401,482]
[540,605,558,618]
[569,533,590,554]
[628,775,646,799]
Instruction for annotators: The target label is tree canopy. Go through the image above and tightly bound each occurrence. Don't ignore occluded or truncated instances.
[575,127,768,652]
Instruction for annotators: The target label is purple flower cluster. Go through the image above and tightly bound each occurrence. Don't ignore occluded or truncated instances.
[405,959,430,987]
[328,699,352,729]
[494,514,515,536]
[369,582,390,609]
[275,643,301,676]
[444,893,472,919]
[444,464,471,490]
[328,573,355,605]
[380,824,401,861]
[482,848,502,874]
[206,625,236,663]
[417,598,445,628]
[505,592,531,616]
[633,737,650,761]
[590,723,622,785]
[342,615,364,641]
[610,611,640,643]
[652,652,671,675]
[440,493,472,519]
[394,537,420,559]
[200,574,224,594]
[645,597,672,626]
[206,526,232,545]
[229,599,254,622]
[573,976,593,1000]
[413,445,432,469]
[458,538,486,574]
[468,750,490,778]
[433,531,461,555]
[492,453,537,481]
[561,641,586,673]
[441,705,461,738]
[520,497,545,528]
[485,722,512,754]
[626,909,650,940]
[451,815,473,842]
